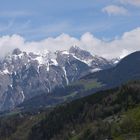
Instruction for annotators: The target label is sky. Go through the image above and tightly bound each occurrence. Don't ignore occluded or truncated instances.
[0,0,140,59]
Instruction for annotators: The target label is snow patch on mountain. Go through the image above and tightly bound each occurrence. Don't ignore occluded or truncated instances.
[50,59,58,66]
[62,66,69,85]
[2,69,10,75]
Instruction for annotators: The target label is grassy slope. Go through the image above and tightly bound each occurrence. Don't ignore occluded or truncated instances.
[112,106,140,140]
[69,105,140,140]
[71,79,102,90]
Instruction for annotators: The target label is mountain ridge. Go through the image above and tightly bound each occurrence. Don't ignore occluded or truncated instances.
[0,46,115,111]
[16,51,140,112]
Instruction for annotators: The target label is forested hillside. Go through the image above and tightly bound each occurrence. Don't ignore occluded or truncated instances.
[0,81,140,140]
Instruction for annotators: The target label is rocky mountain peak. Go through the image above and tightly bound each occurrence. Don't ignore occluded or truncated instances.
[12,48,22,55]
[69,46,93,60]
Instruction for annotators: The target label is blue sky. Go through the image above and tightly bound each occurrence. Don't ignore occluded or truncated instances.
[0,0,140,40]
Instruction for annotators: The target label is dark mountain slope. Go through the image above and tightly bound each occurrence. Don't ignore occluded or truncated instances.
[84,51,140,88]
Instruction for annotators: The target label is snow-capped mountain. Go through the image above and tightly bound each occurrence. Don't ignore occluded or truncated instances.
[0,46,117,111]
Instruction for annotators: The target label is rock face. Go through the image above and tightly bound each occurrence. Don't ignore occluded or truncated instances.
[0,46,116,111]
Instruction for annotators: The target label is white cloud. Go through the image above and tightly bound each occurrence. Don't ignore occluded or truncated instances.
[0,27,140,59]
[119,0,140,6]
[80,28,140,59]
[102,5,129,16]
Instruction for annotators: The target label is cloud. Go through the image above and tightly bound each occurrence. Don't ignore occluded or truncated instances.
[119,0,140,6]
[80,28,140,59]
[102,5,129,16]
[0,27,140,59]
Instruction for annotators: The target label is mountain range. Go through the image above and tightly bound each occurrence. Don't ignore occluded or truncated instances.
[0,46,116,111]
[0,48,140,140]
[1,46,140,113]
[17,51,140,112]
